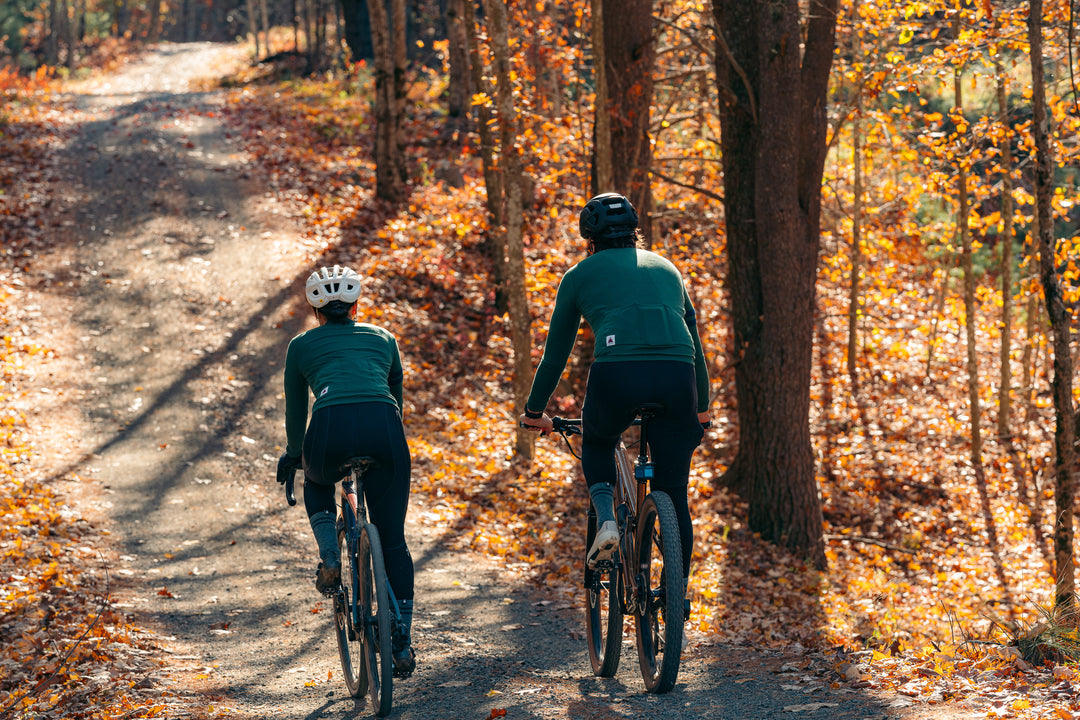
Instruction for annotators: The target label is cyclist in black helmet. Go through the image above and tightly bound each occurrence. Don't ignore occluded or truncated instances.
[519,193,711,609]
[277,265,416,675]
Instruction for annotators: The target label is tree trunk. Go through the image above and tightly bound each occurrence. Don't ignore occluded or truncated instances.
[1029,0,1076,609]
[444,0,470,130]
[591,0,613,193]
[954,21,984,485]
[339,0,373,61]
[713,0,836,568]
[148,0,162,42]
[248,0,263,59]
[484,0,533,460]
[390,0,408,186]
[847,92,862,390]
[603,0,654,247]
[995,45,1015,439]
[367,0,405,202]
[846,0,862,390]
[465,3,501,225]
[260,0,271,58]
[45,0,60,66]
[465,0,507,312]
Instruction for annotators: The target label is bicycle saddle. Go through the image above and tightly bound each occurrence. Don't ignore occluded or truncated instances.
[339,456,376,475]
[636,403,664,417]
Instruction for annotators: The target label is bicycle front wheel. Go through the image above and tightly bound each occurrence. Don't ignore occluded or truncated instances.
[584,506,622,676]
[359,523,394,716]
[633,490,684,694]
[336,526,366,698]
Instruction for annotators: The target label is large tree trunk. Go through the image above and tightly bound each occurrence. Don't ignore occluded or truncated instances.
[484,0,533,460]
[1029,0,1076,609]
[713,0,836,568]
[339,0,373,61]
[603,0,654,246]
[367,0,406,203]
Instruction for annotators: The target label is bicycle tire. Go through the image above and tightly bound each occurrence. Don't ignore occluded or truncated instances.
[336,526,366,697]
[359,523,394,716]
[584,505,623,676]
[633,490,684,694]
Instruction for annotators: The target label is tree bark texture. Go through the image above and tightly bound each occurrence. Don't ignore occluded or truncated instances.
[483,0,533,460]
[367,0,405,203]
[603,0,654,246]
[713,0,837,568]
[1029,0,1076,608]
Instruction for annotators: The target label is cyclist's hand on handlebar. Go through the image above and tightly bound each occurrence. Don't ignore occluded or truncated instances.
[277,451,301,484]
[518,412,554,436]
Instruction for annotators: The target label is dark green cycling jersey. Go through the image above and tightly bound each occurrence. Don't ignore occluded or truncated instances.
[525,247,710,414]
[283,321,404,457]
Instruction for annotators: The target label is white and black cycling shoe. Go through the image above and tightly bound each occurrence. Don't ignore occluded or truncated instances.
[586,521,619,569]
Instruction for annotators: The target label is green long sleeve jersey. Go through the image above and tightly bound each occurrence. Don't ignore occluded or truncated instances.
[283,321,404,457]
[525,248,710,414]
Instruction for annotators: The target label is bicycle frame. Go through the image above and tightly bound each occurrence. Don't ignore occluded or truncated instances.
[341,471,404,636]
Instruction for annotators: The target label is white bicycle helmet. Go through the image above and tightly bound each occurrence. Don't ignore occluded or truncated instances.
[305,265,362,308]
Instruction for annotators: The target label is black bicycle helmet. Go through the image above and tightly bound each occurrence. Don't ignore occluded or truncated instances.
[579,193,639,240]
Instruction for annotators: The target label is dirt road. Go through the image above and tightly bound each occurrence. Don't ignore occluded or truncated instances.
[18,43,921,720]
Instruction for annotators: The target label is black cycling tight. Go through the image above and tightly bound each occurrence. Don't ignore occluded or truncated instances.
[581,360,703,579]
[302,401,414,601]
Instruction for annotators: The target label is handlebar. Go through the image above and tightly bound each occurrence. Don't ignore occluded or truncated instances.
[284,467,297,506]
[518,416,581,435]
[552,417,582,435]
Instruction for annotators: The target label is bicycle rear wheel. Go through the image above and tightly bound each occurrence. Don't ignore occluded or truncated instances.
[584,506,622,676]
[359,523,394,716]
[633,490,684,694]
[336,526,366,697]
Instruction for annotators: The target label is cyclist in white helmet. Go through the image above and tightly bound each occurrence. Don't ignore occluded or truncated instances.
[277,265,416,675]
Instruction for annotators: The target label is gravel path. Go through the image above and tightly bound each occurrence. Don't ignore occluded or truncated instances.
[17,42,939,720]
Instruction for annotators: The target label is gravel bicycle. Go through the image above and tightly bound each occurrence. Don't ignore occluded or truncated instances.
[284,458,407,716]
[543,407,685,693]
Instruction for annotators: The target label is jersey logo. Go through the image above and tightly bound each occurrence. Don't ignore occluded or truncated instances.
[606,334,616,347]
[319,386,329,397]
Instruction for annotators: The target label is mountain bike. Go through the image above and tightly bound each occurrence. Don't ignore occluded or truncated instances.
[542,406,685,693]
[283,458,407,716]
